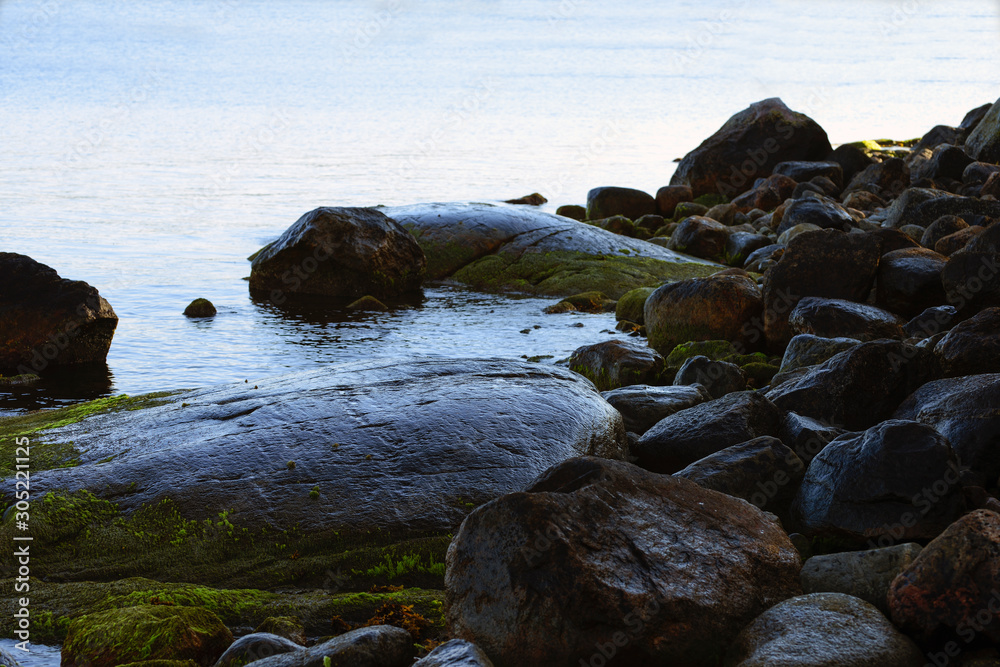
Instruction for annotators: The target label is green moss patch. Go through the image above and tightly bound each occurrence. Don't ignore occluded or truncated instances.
[664,340,740,368]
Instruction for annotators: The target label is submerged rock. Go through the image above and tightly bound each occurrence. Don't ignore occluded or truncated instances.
[0,252,118,373]
[445,457,801,667]
[385,202,716,299]
[183,298,217,318]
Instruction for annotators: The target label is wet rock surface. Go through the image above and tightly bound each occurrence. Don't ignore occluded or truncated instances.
[788,297,905,341]
[801,543,923,614]
[600,384,712,435]
[568,338,666,391]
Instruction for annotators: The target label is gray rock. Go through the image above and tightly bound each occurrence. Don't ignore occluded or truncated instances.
[778,411,849,464]
[778,334,860,373]
[965,96,1000,163]
[725,593,925,667]
[793,420,964,545]
[934,307,1000,377]
[726,232,772,267]
[412,639,494,667]
[742,243,784,273]
[775,197,853,236]
[774,160,844,188]
[0,646,22,667]
[214,633,302,667]
[247,626,412,667]
[446,456,802,667]
[800,543,923,613]
[903,305,958,339]
[568,338,666,391]
[673,355,746,398]
[843,157,910,199]
[601,384,712,435]
[788,297,905,341]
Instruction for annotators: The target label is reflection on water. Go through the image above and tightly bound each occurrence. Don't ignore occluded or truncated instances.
[0,641,61,667]
[0,364,114,414]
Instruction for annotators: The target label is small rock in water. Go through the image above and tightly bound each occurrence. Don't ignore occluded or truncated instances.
[183,297,217,318]
[214,632,302,667]
[347,295,389,312]
[503,192,547,206]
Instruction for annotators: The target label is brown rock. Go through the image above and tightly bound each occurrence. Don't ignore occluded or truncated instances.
[568,339,666,391]
[655,184,693,218]
[875,247,948,317]
[666,215,730,262]
[935,225,983,256]
[934,306,1000,377]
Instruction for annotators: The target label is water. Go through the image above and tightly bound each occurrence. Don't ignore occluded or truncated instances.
[0,640,60,667]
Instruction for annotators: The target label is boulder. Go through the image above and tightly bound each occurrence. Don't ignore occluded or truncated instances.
[634,214,666,232]
[0,252,118,373]
[961,103,995,133]
[16,359,627,586]
[889,510,1000,644]
[555,204,586,221]
[586,186,656,221]
[568,339,666,391]
[984,171,1000,199]
[412,639,494,667]
[766,340,937,430]
[742,244,784,273]
[669,98,832,199]
[248,207,425,302]
[932,307,1000,377]
[828,143,876,185]
[445,456,802,667]
[214,633,302,667]
[725,232,772,267]
[243,626,413,667]
[793,420,964,546]
[904,305,959,339]
[842,190,886,212]
[843,157,909,199]
[705,202,739,225]
[183,298,217,318]
[963,161,1000,185]
[674,436,803,516]
[801,543,923,614]
[666,216,730,262]
[729,174,794,213]
[253,617,306,645]
[912,144,975,184]
[965,97,1000,164]
[673,356,746,398]
[935,225,983,256]
[601,384,711,436]
[61,605,233,667]
[645,274,763,355]
[726,593,925,667]
[762,229,882,349]
[920,215,968,249]
[634,391,782,473]
[773,160,844,188]
[774,197,853,236]
[779,411,849,464]
[874,248,948,318]
[908,126,965,162]
[386,202,716,299]
[778,334,860,373]
[504,193,547,206]
[654,184,693,218]
[941,250,1000,312]
[883,192,1000,230]
[788,297,905,341]
[614,286,654,324]
[585,215,636,237]
[776,223,821,245]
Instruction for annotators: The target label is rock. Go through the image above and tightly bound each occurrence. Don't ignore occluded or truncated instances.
[503,193,547,206]
[793,420,964,546]
[600,384,712,435]
[788,297,905,341]
[963,223,1000,253]
[412,639,494,667]
[776,222,821,245]
[634,391,782,473]
[934,307,1000,377]
[20,359,627,586]
[244,626,413,667]
[762,229,882,349]
[920,214,969,249]
[891,510,1000,647]
[634,213,666,231]
[874,248,948,318]
[961,102,995,133]
[726,593,925,667]
[568,339,666,391]
[911,144,974,184]
[880,187,949,228]
[899,224,925,243]
[779,411,849,464]
[774,160,844,188]
[61,605,233,667]
[935,225,983,255]
[904,305,959,339]
[964,161,1000,185]
[346,295,389,311]
[729,174,794,213]
[645,274,763,355]
[0,252,118,373]
[248,207,425,302]
[941,250,1000,312]
[801,543,923,614]
[965,97,1000,163]
[665,215,730,262]
[253,618,307,646]
[445,457,802,667]
[664,339,740,368]
[766,340,936,430]
[586,186,656,221]
[984,172,1000,199]
[841,189,886,211]
[774,196,853,237]
[884,191,1000,230]
[0,647,22,667]
[674,436,803,516]
[725,232,772,267]
[829,143,877,185]
[909,126,965,163]
[743,244,784,273]
[183,298,217,318]
[670,98,832,199]
[614,286,654,324]
[555,204,586,221]
[214,633,302,667]
[545,290,615,314]
[387,202,716,299]
[586,214,636,237]
[778,334,861,373]
[843,157,910,199]
[655,184,693,217]
[672,355,743,397]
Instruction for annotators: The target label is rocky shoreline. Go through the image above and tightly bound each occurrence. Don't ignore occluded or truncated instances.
[2,94,1000,665]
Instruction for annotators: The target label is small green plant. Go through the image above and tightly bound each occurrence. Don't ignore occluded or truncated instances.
[353,553,446,580]
[309,486,320,500]
[323,658,331,667]
[286,460,295,470]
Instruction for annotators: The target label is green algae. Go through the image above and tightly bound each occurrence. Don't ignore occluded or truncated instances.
[614,287,655,324]
[664,340,739,368]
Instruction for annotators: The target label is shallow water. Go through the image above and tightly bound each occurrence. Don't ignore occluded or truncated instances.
[0,640,60,667]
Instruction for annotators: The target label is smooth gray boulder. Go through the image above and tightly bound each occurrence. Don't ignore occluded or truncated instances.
[600,384,712,435]
[412,639,494,667]
[800,543,923,614]
[245,626,412,667]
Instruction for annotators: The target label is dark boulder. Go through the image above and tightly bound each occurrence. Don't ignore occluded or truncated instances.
[779,411,850,464]
[183,298,217,318]
[665,215,730,262]
[766,340,937,430]
[248,207,425,302]
[645,274,763,355]
[875,247,948,318]
[586,186,656,221]
[964,96,1000,164]
[800,543,923,614]
[673,355,746,398]
[729,174,795,213]
[601,384,712,435]
[725,232,772,267]
[0,252,118,373]
[412,639,494,667]
[934,226,982,256]
[669,98,832,199]
[762,229,882,349]
[214,633,302,667]
[963,161,1000,186]
[555,204,586,221]
[568,339,666,391]
[904,305,958,339]
[774,197,854,236]
[504,192,547,206]
[634,391,782,473]
[933,307,1000,377]
[843,157,910,199]
[828,143,876,186]
[742,244,784,273]
[789,297,905,341]
[920,215,968,249]
[871,227,922,255]
[941,250,1000,312]
[774,160,844,188]
[654,184,693,218]
[445,456,802,666]
[778,334,860,374]
[983,171,1000,199]
[244,626,413,667]
[613,286,654,324]
[841,190,886,212]
[911,144,974,183]
[884,191,1000,230]
[793,420,964,545]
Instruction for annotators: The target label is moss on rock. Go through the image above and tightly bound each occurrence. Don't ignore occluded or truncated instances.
[664,340,740,369]
[615,287,655,324]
